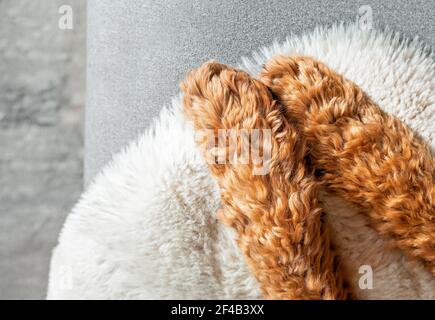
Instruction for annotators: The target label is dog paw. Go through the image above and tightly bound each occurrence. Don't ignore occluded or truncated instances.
[180,60,298,176]
[261,55,365,126]
[181,60,277,131]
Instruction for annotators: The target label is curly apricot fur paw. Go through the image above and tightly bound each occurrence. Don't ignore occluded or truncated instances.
[261,55,435,273]
[181,61,352,299]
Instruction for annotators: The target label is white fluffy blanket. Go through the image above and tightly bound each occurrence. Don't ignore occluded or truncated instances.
[48,24,435,299]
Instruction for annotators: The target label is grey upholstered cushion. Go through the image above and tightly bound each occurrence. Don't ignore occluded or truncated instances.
[85,0,434,183]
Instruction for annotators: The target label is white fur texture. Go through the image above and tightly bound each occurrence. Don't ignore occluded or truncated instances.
[48,24,434,299]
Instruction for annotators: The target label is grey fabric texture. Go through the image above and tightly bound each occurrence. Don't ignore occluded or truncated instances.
[0,1,86,299]
[85,0,434,183]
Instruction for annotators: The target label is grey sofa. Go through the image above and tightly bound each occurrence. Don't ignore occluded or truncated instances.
[85,0,434,183]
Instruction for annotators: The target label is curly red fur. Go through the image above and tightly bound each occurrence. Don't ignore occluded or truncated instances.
[261,55,435,274]
[181,61,351,299]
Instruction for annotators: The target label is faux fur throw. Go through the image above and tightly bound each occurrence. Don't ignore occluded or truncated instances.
[48,24,435,299]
